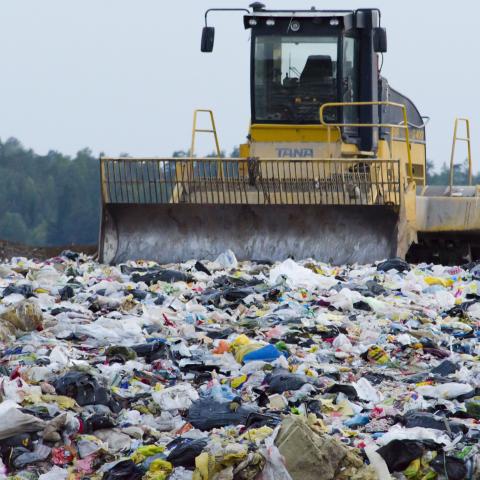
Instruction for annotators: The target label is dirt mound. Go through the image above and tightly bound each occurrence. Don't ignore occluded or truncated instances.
[0,240,96,261]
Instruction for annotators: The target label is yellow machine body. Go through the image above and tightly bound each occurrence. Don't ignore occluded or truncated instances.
[98,6,477,265]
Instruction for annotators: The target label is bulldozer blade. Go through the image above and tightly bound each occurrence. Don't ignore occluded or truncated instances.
[99,204,402,265]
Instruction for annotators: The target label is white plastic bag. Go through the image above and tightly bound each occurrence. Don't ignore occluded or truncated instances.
[152,383,199,410]
[0,400,45,440]
[417,382,473,400]
[377,425,454,447]
[364,446,392,480]
[215,250,238,269]
[258,432,293,480]
[269,259,336,290]
[434,290,455,309]
[38,466,68,480]
[329,288,362,311]
[332,333,353,353]
[353,378,382,403]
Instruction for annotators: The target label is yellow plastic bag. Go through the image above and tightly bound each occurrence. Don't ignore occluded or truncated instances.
[131,444,165,464]
[424,276,454,288]
[143,459,173,480]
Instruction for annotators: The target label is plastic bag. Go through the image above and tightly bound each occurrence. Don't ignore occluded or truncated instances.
[13,443,51,468]
[376,258,410,272]
[54,371,113,408]
[353,378,382,403]
[0,299,43,341]
[243,344,282,363]
[187,399,257,431]
[131,269,193,285]
[377,425,454,448]
[376,439,425,472]
[430,455,467,480]
[269,259,337,290]
[400,411,466,435]
[38,466,68,480]
[417,382,474,400]
[215,250,238,269]
[257,431,292,480]
[167,438,208,468]
[266,371,310,394]
[434,290,455,309]
[364,446,391,479]
[0,400,45,440]
[152,383,199,411]
[169,468,194,480]
[102,459,144,480]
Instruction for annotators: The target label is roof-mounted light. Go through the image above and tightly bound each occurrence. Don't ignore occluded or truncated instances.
[249,18,258,26]
[266,19,275,26]
[290,20,301,32]
[330,18,340,26]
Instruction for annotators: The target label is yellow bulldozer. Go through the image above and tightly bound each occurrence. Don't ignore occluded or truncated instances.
[98,3,477,265]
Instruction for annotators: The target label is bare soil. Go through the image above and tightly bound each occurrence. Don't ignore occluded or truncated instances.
[0,240,97,261]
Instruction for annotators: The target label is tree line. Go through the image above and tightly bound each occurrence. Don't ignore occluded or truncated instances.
[0,137,475,246]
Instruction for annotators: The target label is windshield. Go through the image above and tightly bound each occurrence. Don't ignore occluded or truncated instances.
[254,35,339,123]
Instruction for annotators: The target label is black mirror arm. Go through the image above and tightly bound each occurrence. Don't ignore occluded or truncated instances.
[204,8,251,27]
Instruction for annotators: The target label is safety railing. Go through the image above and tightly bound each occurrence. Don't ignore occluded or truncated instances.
[100,157,401,207]
[319,101,414,183]
[449,117,473,193]
[190,109,222,158]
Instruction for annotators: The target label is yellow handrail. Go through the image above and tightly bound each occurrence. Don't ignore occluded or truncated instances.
[319,101,414,182]
[190,109,222,158]
[449,117,472,192]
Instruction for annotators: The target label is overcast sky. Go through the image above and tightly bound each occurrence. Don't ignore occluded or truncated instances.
[0,0,476,169]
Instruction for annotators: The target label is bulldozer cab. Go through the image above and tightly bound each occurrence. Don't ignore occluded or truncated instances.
[98,4,476,266]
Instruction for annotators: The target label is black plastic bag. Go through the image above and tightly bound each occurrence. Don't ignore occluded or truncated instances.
[399,411,467,435]
[187,399,257,431]
[431,455,467,480]
[102,459,144,480]
[131,340,168,363]
[166,438,208,468]
[266,371,310,394]
[125,288,147,300]
[325,384,359,400]
[54,371,110,407]
[59,285,75,301]
[377,439,424,472]
[376,258,410,273]
[131,269,193,285]
[431,359,459,376]
[82,413,116,433]
[194,261,212,276]
[1,284,34,299]
[223,287,256,302]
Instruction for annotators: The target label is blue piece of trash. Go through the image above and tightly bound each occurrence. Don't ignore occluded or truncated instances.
[243,344,282,363]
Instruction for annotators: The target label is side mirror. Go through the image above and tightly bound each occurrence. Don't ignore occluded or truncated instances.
[201,27,215,52]
[373,27,387,53]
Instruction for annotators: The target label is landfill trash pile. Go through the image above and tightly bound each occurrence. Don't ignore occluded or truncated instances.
[0,250,479,479]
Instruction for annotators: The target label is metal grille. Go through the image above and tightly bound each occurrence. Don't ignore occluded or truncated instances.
[100,158,401,206]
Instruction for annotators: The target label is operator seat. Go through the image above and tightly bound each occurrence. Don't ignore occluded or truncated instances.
[300,55,333,84]
[299,55,336,101]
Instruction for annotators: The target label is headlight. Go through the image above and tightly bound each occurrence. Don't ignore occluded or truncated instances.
[290,20,300,32]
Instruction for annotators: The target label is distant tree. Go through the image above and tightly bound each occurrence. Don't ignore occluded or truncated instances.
[172,150,189,158]
[206,150,226,158]
[427,159,472,186]
[0,212,28,242]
